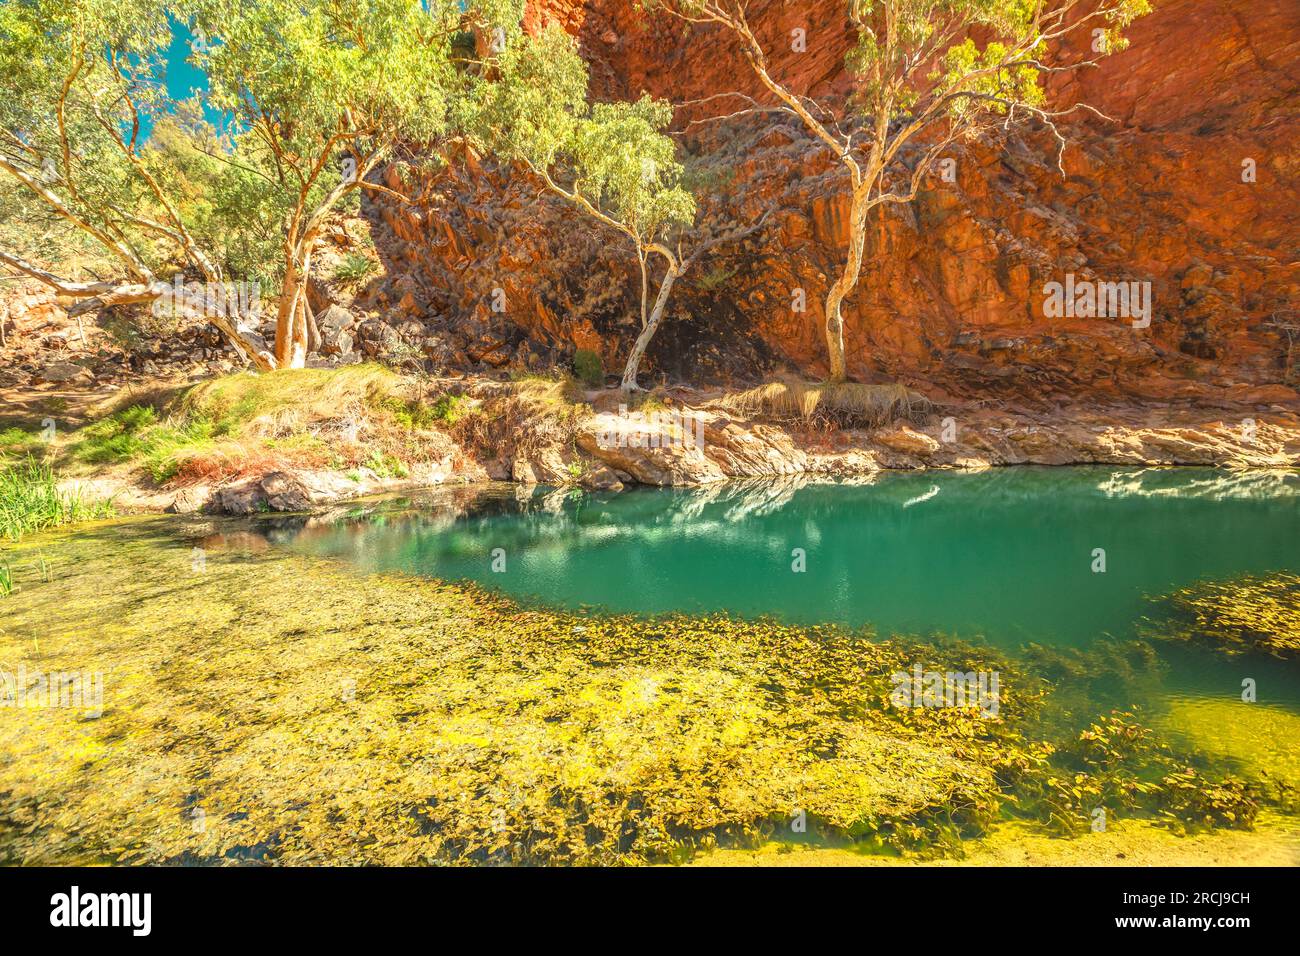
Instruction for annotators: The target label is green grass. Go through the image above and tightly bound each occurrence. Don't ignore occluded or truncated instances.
[332,252,378,287]
[71,405,226,483]
[182,365,401,432]
[362,451,408,479]
[0,459,113,544]
[0,427,46,465]
[374,394,456,430]
[63,367,451,486]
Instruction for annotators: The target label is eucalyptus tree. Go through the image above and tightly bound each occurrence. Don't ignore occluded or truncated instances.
[476,26,755,392]
[645,0,1152,382]
[0,0,525,369]
[192,0,527,367]
[0,0,276,363]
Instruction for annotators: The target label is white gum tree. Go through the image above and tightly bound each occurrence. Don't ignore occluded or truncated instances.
[476,26,767,390]
[646,0,1152,382]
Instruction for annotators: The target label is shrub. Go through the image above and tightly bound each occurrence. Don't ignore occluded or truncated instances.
[332,253,378,287]
[573,349,604,387]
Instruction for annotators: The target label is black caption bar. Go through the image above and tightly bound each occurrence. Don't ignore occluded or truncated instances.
[0,866,1289,943]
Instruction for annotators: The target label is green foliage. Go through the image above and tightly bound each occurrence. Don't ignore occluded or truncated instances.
[0,0,532,302]
[428,394,469,426]
[694,263,737,292]
[376,393,466,429]
[0,0,182,272]
[333,253,378,287]
[0,459,112,542]
[572,348,604,386]
[361,450,408,479]
[840,0,1153,121]
[473,25,695,247]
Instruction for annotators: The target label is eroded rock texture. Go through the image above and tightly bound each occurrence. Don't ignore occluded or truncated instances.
[371,0,1299,404]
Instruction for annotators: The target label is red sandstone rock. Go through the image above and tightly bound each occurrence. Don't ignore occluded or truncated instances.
[372,0,1298,406]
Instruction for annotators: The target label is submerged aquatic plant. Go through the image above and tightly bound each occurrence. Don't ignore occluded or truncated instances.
[1009,711,1259,837]
[1144,573,1300,659]
[0,520,1279,865]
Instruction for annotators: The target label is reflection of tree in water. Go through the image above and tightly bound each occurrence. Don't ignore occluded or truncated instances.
[1098,468,1300,501]
[266,468,1300,584]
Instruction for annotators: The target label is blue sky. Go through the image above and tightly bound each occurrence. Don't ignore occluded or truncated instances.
[144,18,227,137]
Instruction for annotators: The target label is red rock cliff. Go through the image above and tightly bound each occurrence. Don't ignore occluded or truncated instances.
[374,0,1299,404]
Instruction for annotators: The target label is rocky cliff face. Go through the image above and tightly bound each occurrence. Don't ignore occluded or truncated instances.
[373,0,1299,406]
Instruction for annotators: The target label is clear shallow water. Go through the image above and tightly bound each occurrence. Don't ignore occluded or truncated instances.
[271,468,1300,701]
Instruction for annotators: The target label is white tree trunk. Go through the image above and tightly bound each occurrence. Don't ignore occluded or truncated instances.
[621,266,678,391]
[276,246,312,369]
[822,190,871,383]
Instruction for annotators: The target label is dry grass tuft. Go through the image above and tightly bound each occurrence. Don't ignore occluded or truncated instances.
[451,375,590,464]
[713,378,932,429]
[181,365,404,439]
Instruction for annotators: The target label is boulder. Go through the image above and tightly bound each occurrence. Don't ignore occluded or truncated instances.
[317,304,355,333]
[260,472,313,512]
[217,480,267,516]
[579,464,624,491]
[35,362,92,385]
[511,446,570,484]
[167,486,210,514]
[320,327,354,356]
[874,425,941,456]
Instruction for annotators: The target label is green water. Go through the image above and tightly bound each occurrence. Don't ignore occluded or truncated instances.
[275,466,1300,705]
[280,470,1293,621]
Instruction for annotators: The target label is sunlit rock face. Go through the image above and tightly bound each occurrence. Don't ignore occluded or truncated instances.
[376,0,1298,402]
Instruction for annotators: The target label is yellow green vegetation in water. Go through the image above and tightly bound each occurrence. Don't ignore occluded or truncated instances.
[1155,698,1300,809]
[0,517,1280,865]
[1145,572,1300,659]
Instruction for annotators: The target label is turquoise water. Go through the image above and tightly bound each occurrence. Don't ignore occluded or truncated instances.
[278,468,1295,630]
[275,467,1300,694]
